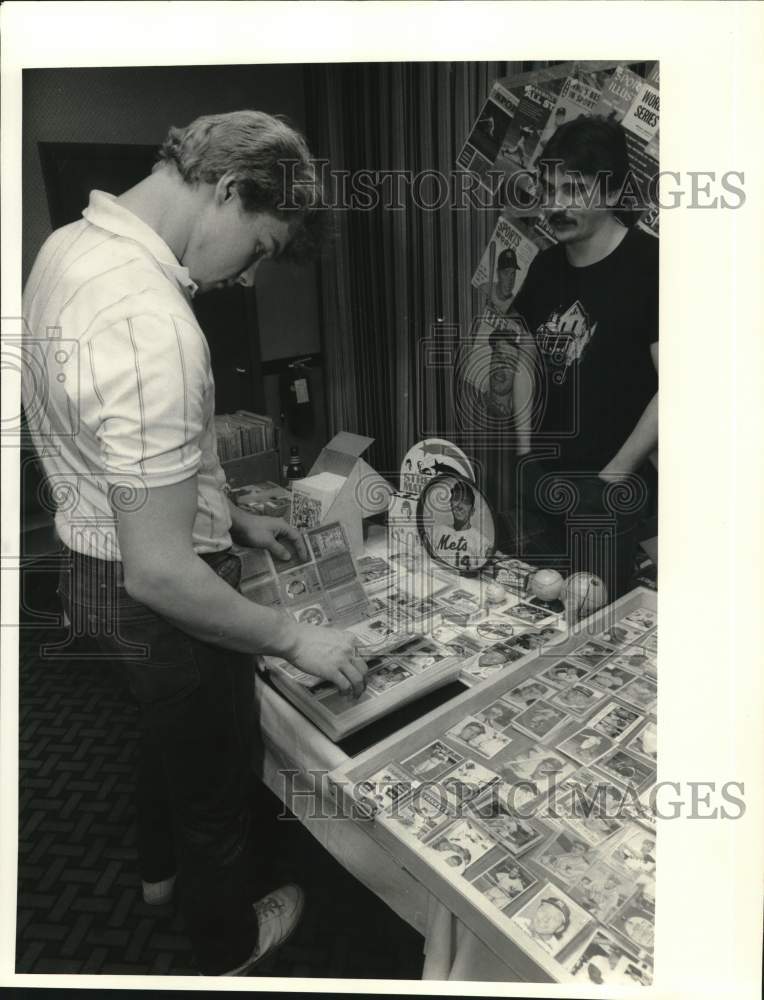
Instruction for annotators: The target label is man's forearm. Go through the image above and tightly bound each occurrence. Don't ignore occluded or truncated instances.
[227,495,250,543]
[601,392,658,477]
[126,550,298,659]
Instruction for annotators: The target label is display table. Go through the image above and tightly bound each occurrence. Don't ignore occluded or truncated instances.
[254,521,657,984]
[252,525,538,981]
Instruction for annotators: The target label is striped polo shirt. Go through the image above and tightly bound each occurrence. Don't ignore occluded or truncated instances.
[22,190,232,561]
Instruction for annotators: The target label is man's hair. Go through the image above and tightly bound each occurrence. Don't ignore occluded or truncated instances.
[156,110,329,262]
[496,248,519,271]
[540,896,571,937]
[451,479,475,507]
[462,721,485,735]
[538,117,638,227]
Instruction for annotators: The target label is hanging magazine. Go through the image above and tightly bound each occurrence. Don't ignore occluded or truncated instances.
[471,216,541,325]
[456,81,520,192]
[593,65,645,122]
[458,61,659,238]
[620,82,660,237]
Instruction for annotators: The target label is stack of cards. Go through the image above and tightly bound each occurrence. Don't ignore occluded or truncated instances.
[501,600,560,629]
[355,554,395,591]
[435,587,484,625]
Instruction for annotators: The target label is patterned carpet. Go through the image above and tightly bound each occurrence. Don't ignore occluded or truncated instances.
[15,567,426,979]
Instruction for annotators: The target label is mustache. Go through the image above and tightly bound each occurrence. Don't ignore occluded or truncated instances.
[549,213,575,226]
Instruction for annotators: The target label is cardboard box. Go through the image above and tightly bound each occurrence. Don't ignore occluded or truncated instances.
[292,432,393,554]
[291,472,346,529]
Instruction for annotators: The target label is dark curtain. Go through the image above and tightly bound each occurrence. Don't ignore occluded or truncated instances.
[304,61,549,512]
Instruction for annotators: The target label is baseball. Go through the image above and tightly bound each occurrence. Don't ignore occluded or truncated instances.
[529,568,563,601]
[562,572,608,620]
[483,583,507,607]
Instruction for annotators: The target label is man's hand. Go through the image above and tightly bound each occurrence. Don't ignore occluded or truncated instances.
[232,512,308,562]
[286,625,368,698]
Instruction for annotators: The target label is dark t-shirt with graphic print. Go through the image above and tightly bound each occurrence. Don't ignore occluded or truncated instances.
[512,226,658,473]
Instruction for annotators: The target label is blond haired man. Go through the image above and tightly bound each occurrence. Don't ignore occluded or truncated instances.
[23,111,366,975]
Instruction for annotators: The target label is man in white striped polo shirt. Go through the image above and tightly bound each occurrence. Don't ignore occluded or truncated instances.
[22,111,368,976]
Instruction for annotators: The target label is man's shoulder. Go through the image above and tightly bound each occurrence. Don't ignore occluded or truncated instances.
[622,226,658,266]
[27,219,194,338]
[512,241,565,317]
[64,223,171,295]
[526,240,567,280]
[30,218,179,302]
[533,238,567,264]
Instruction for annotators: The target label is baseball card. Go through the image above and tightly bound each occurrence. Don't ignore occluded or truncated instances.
[279,565,322,603]
[617,674,658,711]
[511,700,569,741]
[292,603,332,627]
[587,701,644,741]
[380,787,454,843]
[562,813,623,848]
[550,682,606,718]
[446,716,514,759]
[401,740,463,782]
[539,660,591,686]
[605,648,654,673]
[470,796,545,855]
[501,600,559,627]
[620,606,657,632]
[625,720,657,762]
[536,829,596,885]
[504,678,559,708]
[471,858,537,911]
[595,749,655,790]
[570,864,633,922]
[366,661,414,695]
[356,764,416,815]
[566,928,651,985]
[607,826,657,878]
[557,727,615,767]
[569,639,616,668]
[475,698,519,731]
[586,662,638,693]
[595,621,646,648]
[512,884,592,957]
[426,818,497,875]
[608,894,655,955]
[498,745,577,786]
[355,554,395,590]
[439,759,501,806]
[475,620,517,643]
[442,632,484,659]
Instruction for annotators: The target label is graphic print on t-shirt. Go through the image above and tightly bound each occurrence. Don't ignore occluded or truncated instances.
[535,300,598,384]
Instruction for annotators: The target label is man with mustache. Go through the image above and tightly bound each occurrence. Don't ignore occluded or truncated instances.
[510,116,658,599]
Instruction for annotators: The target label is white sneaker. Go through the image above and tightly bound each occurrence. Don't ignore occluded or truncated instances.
[223,884,305,976]
[142,874,176,905]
